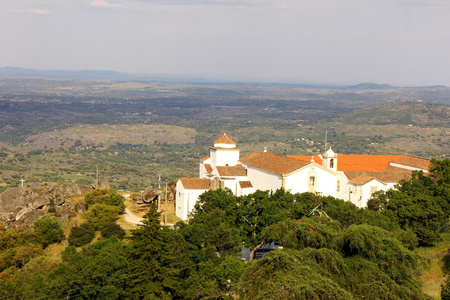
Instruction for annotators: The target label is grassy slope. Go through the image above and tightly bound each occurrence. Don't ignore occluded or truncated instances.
[417,232,450,299]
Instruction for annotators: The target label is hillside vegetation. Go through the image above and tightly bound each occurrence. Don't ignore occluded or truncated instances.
[0,159,449,299]
[0,78,448,191]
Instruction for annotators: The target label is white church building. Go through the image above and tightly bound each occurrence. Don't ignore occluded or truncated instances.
[175,134,430,220]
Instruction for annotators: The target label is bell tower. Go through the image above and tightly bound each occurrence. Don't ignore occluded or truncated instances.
[322,148,337,172]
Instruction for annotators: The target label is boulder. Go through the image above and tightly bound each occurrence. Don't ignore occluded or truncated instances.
[141,187,159,204]
[91,178,110,190]
[0,182,93,228]
[8,209,46,231]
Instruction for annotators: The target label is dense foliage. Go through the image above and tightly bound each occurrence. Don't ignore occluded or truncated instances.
[0,159,449,298]
[33,216,65,248]
[84,189,126,210]
[68,223,96,247]
[368,159,450,246]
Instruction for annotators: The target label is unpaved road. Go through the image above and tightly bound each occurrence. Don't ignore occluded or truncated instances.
[123,208,144,225]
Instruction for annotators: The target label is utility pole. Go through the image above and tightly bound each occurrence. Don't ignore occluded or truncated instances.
[157,174,161,212]
[164,182,168,225]
[96,165,99,184]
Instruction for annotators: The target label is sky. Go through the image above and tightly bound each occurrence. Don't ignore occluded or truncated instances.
[1,0,450,86]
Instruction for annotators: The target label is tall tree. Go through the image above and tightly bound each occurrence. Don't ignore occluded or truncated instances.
[125,205,183,299]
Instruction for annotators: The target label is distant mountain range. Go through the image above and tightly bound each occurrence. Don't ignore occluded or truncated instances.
[0,67,448,89]
[0,66,210,83]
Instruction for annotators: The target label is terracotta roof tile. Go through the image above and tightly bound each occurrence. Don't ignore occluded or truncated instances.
[201,156,210,162]
[391,155,430,170]
[179,178,210,190]
[348,175,382,185]
[239,181,253,188]
[344,166,413,183]
[204,164,213,174]
[216,165,247,177]
[240,152,310,175]
[214,134,236,144]
[289,155,323,165]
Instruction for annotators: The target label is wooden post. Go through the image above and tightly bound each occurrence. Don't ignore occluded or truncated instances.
[165,182,168,225]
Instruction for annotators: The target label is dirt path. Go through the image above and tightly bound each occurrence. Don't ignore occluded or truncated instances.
[123,208,144,225]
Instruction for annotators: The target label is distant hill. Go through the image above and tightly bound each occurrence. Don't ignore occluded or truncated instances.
[0,67,210,83]
[338,101,450,127]
[344,82,394,90]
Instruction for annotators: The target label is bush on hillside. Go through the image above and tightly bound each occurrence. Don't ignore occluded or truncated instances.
[68,223,95,247]
[101,223,126,240]
[84,189,126,210]
[33,216,65,247]
[85,203,122,231]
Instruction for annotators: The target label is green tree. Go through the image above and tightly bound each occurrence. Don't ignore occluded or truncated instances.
[47,238,130,299]
[33,216,65,248]
[68,223,96,247]
[125,205,183,299]
[85,203,122,231]
[84,189,126,210]
[101,223,126,240]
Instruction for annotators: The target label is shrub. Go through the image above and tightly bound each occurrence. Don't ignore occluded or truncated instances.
[101,223,126,240]
[33,216,65,247]
[68,223,95,247]
[85,203,122,231]
[84,189,125,210]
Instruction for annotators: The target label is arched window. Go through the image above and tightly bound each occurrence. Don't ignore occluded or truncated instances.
[329,159,334,169]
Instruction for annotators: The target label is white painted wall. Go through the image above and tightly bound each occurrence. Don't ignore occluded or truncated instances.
[347,179,386,208]
[221,179,237,193]
[175,181,208,221]
[336,172,351,201]
[199,161,210,178]
[214,142,235,149]
[244,165,283,192]
[285,165,336,196]
[212,148,240,167]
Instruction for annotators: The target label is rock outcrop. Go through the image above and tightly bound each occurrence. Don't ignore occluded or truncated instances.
[91,178,110,190]
[0,182,93,229]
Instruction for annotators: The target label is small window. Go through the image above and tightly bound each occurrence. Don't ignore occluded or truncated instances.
[336,180,340,192]
[309,176,316,187]
[329,159,334,169]
[370,186,377,194]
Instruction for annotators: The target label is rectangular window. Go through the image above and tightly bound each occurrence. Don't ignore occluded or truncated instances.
[336,180,340,192]
[370,186,377,194]
[309,176,316,187]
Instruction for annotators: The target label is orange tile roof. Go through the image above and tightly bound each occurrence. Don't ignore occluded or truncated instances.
[290,154,403,172]
[338,155,402,171]
[240,152,310,175]
[204,164,213,174]
[201,156,210,162]
[344,167,413,183]
[179,178,210,190]
[289,155,323,165]
[239,181,253,188]
[216,165,247,177]
[214,134,236,144]
[391,155,430,170]
[348,175,382,185]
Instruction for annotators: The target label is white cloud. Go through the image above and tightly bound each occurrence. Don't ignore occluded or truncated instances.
[90,1,125,8]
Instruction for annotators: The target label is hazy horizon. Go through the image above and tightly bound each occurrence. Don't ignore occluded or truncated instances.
[1,0,450,86]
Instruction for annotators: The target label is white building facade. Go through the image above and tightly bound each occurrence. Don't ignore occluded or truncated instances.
[175,134,431,221]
